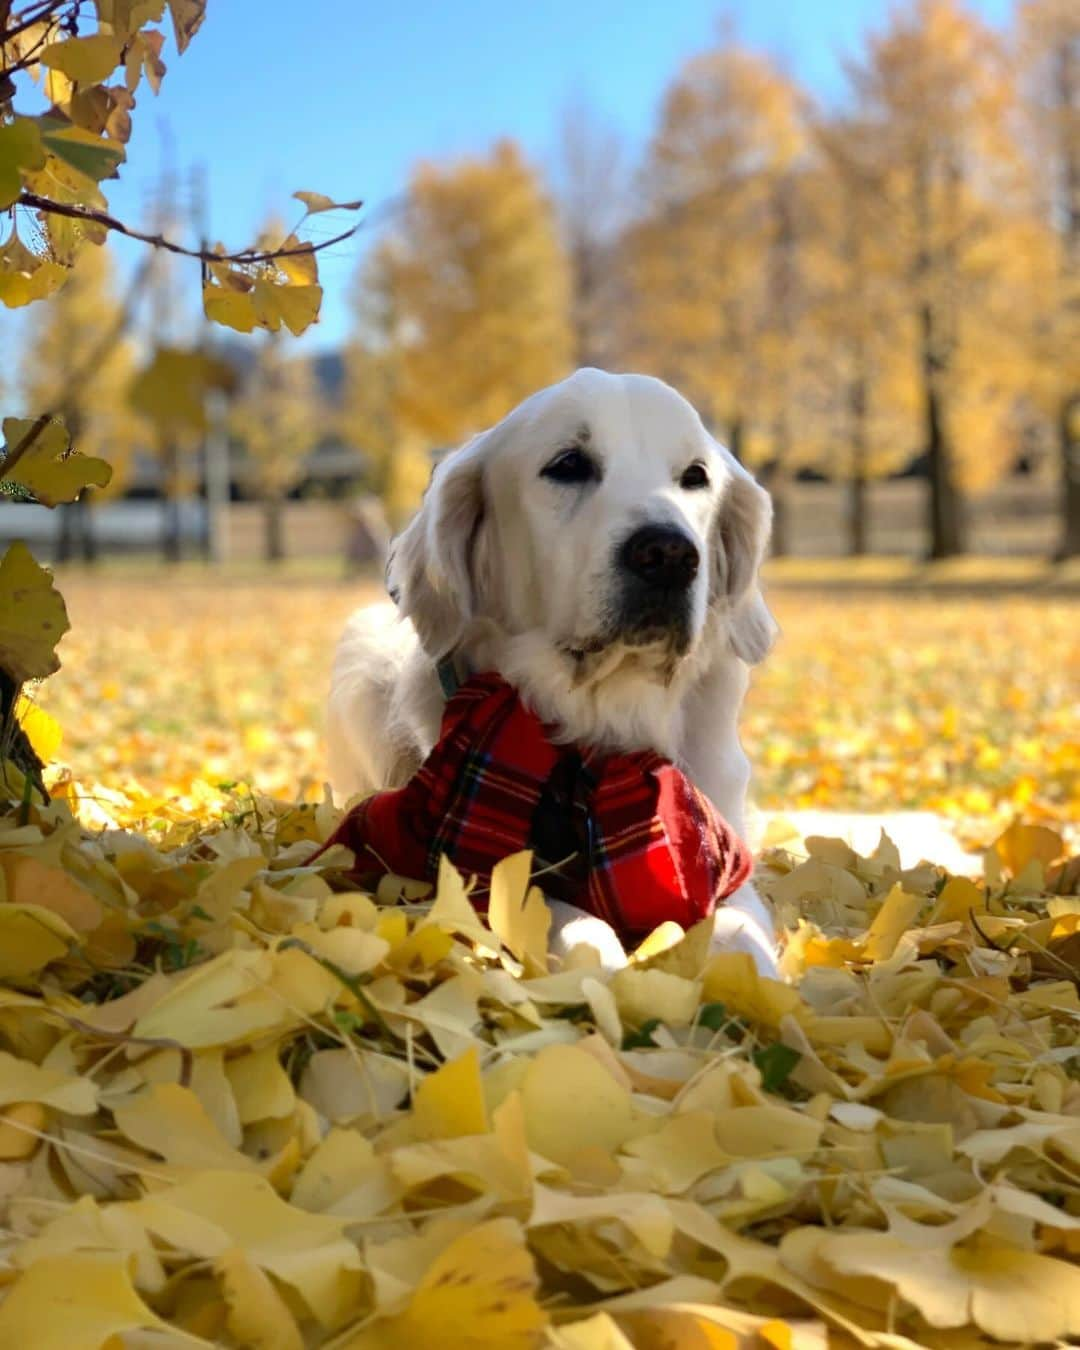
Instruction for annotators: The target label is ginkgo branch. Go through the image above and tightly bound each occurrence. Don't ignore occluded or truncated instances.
[2,1,67,50]
[16,190,363,264]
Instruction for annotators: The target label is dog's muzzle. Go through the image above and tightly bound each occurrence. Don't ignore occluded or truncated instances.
[614,525,698,650]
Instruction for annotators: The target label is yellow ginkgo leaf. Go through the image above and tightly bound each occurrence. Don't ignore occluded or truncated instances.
[488,850,549,976]
[0,1253,179,1350]
[519,1043,640,1167]
[226,1043,296,1124]
[820,1229,1080,1342]
[204,282,259,333]
[702,951,809,1030]
[0,901,77,979]
[0,853,101,932]
[552,1313,637,1349]
[992,820,1064,877]
[40,34,125,85]
[276,232,319,285]
[862,883,924,962]
[293,190,364,214]
[113,1081,258,1174]
[928,876,985,925]
[0,1047,97,1113]
[0,1101,46,1158]
[252,278,323,336]
[216,1245,305,1350]
[611,967,702,1028]
[411,1045,488,1140]
[1,416,112,506]
[14,695,61,761]
[347,1218,546,1350]
[130,1169,361,1323]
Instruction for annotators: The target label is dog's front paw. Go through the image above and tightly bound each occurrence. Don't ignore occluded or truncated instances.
[545,899,629,972]
[711,883,780,978]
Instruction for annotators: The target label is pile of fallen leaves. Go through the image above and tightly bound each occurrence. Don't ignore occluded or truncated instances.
[0,770,1076,1349]
[38,580,1080,832]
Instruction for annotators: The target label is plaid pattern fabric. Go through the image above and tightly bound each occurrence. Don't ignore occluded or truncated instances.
[320,672,752,943]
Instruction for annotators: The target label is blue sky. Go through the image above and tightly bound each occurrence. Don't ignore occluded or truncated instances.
[34,0,1014,351]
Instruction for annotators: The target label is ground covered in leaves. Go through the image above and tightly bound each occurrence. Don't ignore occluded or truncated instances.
[35,578,1080,835]
[2,577,1076,1346]
[0,774,1076,1348]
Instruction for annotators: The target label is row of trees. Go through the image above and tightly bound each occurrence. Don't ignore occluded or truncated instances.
[346,0,1078,558]
[8,0,1076,561]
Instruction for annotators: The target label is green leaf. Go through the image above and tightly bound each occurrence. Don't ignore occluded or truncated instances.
[0,542,70,684]
[752,1043,801,1093]
[37,117,125,184]
[698,1002,729,1031]
[0,120,45,211]
[0,417,111,506]
[622,1016,662,1050]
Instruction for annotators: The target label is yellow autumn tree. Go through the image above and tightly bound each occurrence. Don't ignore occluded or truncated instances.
[227,336,322,561]
[19,240,142,560]
[1016,0,1080,558]
[555,96,628,369]
[845,0,1033,557]
[340,258,432,530]
[806,115,921,554]
[356,139,572,447]
[625,44,811,549]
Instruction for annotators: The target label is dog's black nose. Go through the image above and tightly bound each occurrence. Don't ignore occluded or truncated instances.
[620,526,700,589]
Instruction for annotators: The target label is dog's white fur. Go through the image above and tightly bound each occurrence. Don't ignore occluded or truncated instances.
[327,369,779,974]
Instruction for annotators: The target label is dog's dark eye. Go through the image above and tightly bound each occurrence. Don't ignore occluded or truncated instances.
[541,447,599,485]
[679,462,709,490]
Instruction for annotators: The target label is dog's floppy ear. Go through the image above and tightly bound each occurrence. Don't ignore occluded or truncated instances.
[712,457,778,665]
[386,433,489,658]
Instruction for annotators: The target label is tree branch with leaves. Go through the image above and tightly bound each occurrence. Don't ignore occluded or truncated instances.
[0,0,364,788]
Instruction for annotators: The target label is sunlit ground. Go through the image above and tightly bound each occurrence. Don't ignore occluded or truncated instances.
[35,574,1079,842]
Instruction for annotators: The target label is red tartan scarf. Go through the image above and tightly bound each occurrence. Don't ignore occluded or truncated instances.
[319,672,752,944]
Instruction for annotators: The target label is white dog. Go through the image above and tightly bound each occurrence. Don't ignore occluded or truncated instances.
[327,368,779,975]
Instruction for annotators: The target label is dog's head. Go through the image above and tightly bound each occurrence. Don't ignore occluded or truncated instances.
[387,368,775,685]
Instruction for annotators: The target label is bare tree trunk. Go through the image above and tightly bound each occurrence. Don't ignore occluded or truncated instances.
[727,416,744,464]
[1054,40,1079,560]
[263,496,285,563]
[767,430,791,558]
[161,443,182,563]
[55,495,97,564]
[56,503,76,563]
[920,301,965,558]
[0,669,48,801]
[771,482,789,558]
[914,151,965,560]
[848,374,869,556]
[81,503,97,562]
[1058,393,1080,560]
